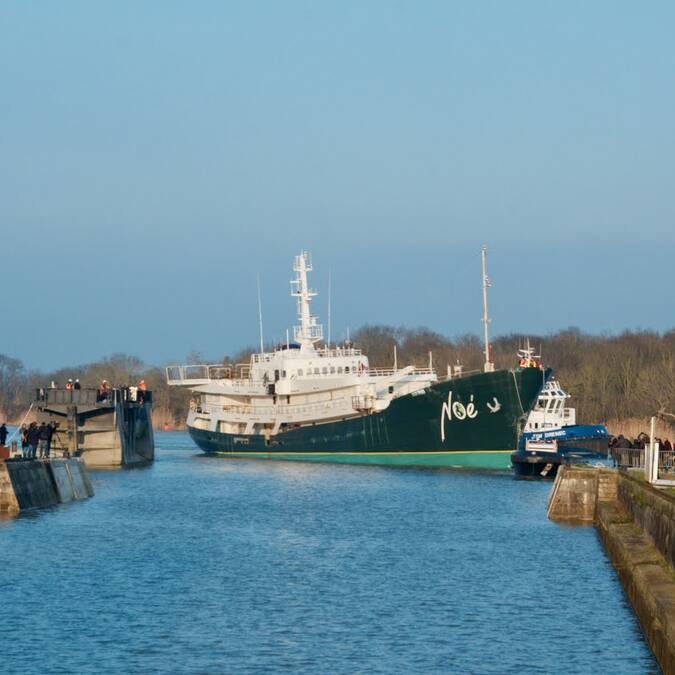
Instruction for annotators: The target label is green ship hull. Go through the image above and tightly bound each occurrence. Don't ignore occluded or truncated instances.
[188,367,548,469]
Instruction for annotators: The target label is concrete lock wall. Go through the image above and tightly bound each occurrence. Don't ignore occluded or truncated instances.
[547,466,600,522]
[0,459,94,514]
[617,474,675,572]
[549,466,675,674]
[0,460,58,512]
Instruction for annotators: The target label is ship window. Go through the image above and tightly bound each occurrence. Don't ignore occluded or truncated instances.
[298,369,303,376]
[330,367,336,374]
[314,368,320,375]
[338,367,343,374]
[282,370,287,378]
[322,367,328,375]
[345,366,350,373]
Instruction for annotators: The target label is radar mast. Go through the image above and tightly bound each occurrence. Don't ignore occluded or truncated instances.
[290,251,324,350]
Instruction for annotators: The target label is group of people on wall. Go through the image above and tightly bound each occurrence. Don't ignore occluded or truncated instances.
[19,421,58,459]
[42,378,149,404]
[610,432,673,452]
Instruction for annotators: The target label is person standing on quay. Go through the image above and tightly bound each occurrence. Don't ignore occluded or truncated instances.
[20,425,29,458]
[26,422,40,459]
[0,423,7,447]
[38,422,50,458]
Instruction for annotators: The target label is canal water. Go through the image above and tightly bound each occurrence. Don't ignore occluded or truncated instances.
[0,432,659,673]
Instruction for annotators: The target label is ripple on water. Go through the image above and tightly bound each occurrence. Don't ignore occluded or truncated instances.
[0,432,660,674]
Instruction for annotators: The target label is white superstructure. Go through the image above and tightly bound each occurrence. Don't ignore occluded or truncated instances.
[167,251,437,438]
[523,379,576,433]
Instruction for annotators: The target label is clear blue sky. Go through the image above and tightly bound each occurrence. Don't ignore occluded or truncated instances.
[1,1,673,370]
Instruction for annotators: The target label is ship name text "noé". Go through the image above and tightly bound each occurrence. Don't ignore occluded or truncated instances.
[440,392,502,442]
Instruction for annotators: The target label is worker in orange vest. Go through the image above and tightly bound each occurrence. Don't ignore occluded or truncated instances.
[137,379,147,404]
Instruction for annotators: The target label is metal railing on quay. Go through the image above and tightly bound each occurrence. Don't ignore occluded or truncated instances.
[35,387,152,406]
[611,447,645,468]
[610,447,675,481]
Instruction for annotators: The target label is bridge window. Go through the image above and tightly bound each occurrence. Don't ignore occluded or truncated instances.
[330,367,336,374]
[345,366,350,373]
[338,367,343,374]
[314,368,320,375]
[322,367,328,375]
[298,369,303,376]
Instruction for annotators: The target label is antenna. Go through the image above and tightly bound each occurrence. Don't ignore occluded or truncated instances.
[327,267,332,348]
[257,274,264,355]
[481,245,494,372]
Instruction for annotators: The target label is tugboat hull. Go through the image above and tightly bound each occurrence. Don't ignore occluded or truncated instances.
[510,452,563,479]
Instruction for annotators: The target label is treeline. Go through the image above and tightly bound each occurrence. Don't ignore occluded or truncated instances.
[0,327,673,428]
[0,353,191,428]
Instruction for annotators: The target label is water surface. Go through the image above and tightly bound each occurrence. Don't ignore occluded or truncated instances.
[0,432,659,673]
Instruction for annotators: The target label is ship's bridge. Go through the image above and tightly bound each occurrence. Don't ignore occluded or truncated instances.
[248,345,368,382]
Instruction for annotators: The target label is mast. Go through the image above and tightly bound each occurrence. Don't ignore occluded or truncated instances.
[327,268,332,348]
[481,245,494,372]
[290,251,323,350]
[257,274,265,355]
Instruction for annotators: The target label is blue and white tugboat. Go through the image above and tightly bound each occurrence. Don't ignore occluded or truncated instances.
[511,347,608,478]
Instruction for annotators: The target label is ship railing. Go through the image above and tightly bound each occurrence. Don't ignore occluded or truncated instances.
[363,367,436,378]
[293,324,324,341]
[250,353,277,364]
[198,399,352,418]
[441,368,483,380]
[167,364,238,384]
[316,347,363,358]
